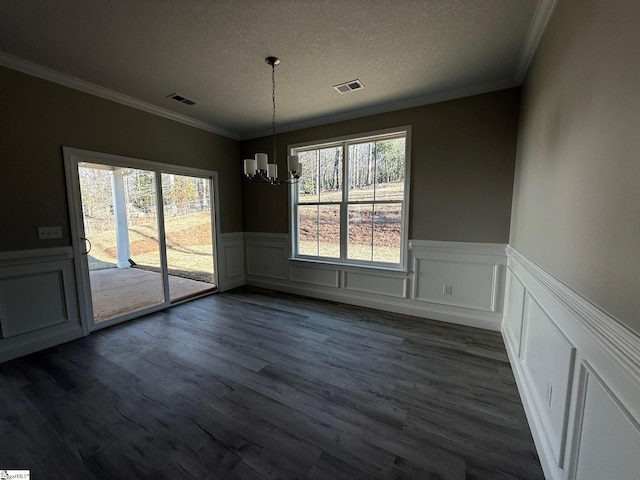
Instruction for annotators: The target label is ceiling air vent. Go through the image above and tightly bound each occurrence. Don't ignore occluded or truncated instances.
[167,93,197,106]
[333,79,364,94]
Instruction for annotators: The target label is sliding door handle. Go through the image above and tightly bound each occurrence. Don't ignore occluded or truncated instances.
[81,238,92,255]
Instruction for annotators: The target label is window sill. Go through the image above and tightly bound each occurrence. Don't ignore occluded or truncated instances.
[288,257,408,274]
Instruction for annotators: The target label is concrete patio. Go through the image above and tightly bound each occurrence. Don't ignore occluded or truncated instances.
[90,267,215,322]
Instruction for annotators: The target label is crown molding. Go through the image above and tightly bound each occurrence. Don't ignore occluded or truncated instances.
[514,0,558,83]
[2,0,555,145]
[0,52,240,140]
[240,77,518,140]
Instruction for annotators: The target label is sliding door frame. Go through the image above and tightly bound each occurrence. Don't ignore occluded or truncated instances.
[63,146,221,334]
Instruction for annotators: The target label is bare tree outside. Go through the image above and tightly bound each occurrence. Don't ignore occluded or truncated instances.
[295,136,406,263]
[79,167,214,282]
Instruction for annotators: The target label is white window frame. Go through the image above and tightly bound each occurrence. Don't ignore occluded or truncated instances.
[288,126,411,272]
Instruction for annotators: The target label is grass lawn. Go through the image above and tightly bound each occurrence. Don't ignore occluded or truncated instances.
[298,241,400,263]
[87,211,215,283]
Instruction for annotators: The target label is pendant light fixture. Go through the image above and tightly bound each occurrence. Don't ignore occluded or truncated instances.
[243,57,302,185]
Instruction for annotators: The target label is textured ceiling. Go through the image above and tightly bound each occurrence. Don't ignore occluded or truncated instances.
[0,0,543,139]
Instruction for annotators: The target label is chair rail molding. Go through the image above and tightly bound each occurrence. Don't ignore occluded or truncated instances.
[506,246,640,380]
[244,233,507,331]
[503,246,640,480]
[0,246,73,266]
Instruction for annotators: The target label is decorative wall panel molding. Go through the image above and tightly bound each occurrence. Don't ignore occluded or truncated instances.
[246,249,287,279]
[521,294,576,465]
[503,268,526,356]
[343,270,407,298]
[410,242,505,314]
[412,258,499,311]
[569,363,640,480]
[217,232,245,292]
[244,234,506,331]
[290,263,339,288]
[0,247,82,363]
[1,270,69,338]
[507,247,640,382]
[503,246,640,480]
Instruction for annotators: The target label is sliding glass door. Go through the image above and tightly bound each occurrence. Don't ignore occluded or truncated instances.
[78,163,165,323]
[65,148,219,331]
[161,173,216,302]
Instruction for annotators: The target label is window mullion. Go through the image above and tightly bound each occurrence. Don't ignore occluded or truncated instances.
[371,142,377,261]
[315,149,320,203]
[340,203,347,262]
[316,204,320,257]
[315,149,320,256]
[340,142,348,261]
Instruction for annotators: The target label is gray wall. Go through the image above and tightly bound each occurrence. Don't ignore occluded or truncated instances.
[242,88,520,242]
[0,66,242,252]
[510,0,640,333]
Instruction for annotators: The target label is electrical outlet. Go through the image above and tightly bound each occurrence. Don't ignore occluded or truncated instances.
[545,379,553,407]
[38,226,62,240]
[443,284,453,295]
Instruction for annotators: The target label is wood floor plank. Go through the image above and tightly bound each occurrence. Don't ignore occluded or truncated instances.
[306,452,378,480]
[0,287,544,479]
[223,384,399,478]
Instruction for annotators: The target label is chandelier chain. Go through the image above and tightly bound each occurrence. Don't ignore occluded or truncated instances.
[272,62,277,162]
[243,56,301,186]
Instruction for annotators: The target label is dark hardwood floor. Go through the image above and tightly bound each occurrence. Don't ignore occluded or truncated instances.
[0,287,544,479]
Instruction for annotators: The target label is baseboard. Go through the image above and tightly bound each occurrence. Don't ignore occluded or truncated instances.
[0,326,83,364]
[218,277,246,292]
[241,234,507,331]
[246,276,502,331]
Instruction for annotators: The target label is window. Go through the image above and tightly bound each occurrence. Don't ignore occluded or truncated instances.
[290,127,410,269]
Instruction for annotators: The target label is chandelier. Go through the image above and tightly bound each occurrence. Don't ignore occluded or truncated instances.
[243,57,301,185]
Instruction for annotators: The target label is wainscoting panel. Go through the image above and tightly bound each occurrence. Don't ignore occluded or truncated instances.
[224,245,244,277]
[244,235,507,331]
[245,233,287,280]
[0,248,83,363]
[343,270,407,298]
[218,232,245,292]
[503,246,640,480]
[289,263,339,287]
[572,364,640,480]
[503,268,526,356]
[413,258,497,311]
[521,293,576,464]
[0,269,68,337]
